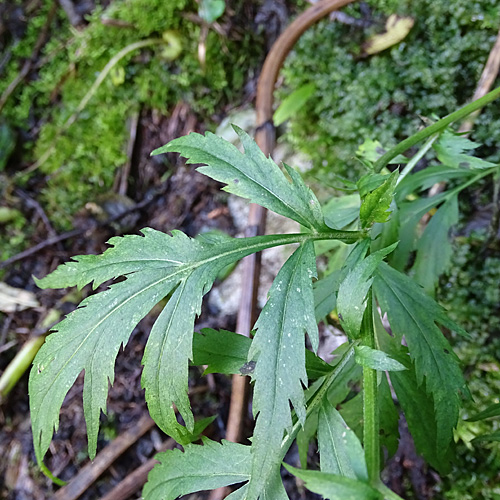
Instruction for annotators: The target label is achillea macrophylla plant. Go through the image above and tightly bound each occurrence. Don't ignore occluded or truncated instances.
[30,88,500,499]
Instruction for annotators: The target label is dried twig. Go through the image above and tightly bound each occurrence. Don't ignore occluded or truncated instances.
[99,438,176,500]
[54,415,156,500]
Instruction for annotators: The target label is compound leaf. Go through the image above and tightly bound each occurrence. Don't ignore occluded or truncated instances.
[143,438,251,500]
[246,241,318,499]
[374,262,468,453]
[30,229,307,464]
[153,126,326,231]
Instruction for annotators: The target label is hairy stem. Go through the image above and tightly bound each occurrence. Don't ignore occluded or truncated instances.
[374,85,500,173]
[362,291,380,483]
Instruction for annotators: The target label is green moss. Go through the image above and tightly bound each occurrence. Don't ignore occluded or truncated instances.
[0,0,262,242]
[279,0,500,180]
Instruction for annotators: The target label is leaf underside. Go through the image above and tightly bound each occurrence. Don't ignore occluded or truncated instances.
[30,229,309,462]
[246,241,318,499]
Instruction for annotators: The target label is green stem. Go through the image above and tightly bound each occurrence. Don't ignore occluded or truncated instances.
[280,340,360,455]
[362,292,379,484]
[396,134,439,186]
[374,85,500,173]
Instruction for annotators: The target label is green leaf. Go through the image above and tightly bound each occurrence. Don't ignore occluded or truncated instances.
[246,241,318,499]
[323,194,361,230]
[297,406,319,468]
[395,165,473,200]
[30,229,310,463]
[412,195,459,294]
[433,129,497,170]
[354,345,406,371]
[378,374,400,457]
[467,402,500,422]
[192,329,252,375]
[191,328,331,380]
[359,170,398,228]
[373,262,469,454]
[388,353,451,473]
[313,270,341,321]
[153,126,327,231]
[357,173,391,198]
[273,83,316,126]
[143,438,250,499]
[198,0,225,23]
[472,431,500,443]
[318,398,368,480]
[284,465,383,500]
[337,243,398,339]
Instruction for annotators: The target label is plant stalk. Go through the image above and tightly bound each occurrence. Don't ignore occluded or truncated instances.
[362,291,380,484]
[374,85,500,173]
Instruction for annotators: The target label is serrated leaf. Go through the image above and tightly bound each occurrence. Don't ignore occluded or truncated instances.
[284,465,383,500]
[387,352,451,473]
[153,126,326,231]
[143,438,250,500]
[433,129,497,170]
[337,242,398,339]
[246,241,318,499]
[412,195,459,294]
[359,170,398,228]
[354,345,406,371]
[373,262,468,454]
[318,398,368,480]
[273,83,316,126]
[30,229,310,464]
[467,402,500,422]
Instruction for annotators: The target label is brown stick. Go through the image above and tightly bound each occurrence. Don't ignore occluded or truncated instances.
[54,415,156,500]
[209,2,357,499]
[98,438,176,500]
